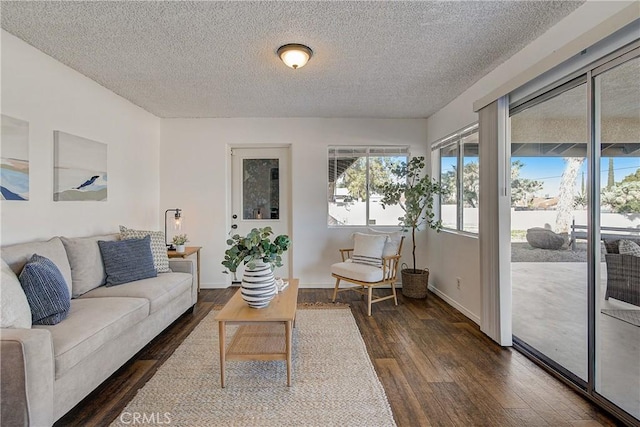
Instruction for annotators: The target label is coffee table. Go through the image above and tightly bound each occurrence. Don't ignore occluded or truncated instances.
[214,278,299,387]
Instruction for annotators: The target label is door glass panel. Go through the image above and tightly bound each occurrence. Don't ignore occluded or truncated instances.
[242,159,279,220]
[595,56,640,419]
[510,83,588,381]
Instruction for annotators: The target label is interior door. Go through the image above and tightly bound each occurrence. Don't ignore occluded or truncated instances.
[230,147,291,283]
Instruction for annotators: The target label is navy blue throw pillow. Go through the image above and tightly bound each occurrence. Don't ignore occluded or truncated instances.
[19,254,71,325]
[98,235,157,286]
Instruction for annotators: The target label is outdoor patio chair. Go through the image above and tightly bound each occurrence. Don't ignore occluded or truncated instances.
[331,232,404,316]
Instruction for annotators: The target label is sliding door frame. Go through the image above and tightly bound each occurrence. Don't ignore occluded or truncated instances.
[508,41,639,426]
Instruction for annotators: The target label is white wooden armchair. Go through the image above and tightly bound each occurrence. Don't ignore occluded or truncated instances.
[331,233,404,316]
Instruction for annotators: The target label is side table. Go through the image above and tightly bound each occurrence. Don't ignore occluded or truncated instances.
[167,246,202,292]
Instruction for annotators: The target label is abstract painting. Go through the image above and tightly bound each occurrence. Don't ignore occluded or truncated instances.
[1,115,30,201]
[54,131,107,201]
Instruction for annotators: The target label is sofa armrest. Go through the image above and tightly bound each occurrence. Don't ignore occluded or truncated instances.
[169,259,197,305]
[1,328,55,427]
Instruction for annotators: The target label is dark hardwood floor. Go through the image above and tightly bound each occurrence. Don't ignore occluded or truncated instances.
[56,288,622,426]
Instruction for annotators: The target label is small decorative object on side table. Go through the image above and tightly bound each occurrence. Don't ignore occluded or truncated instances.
[167,246,202,292]
[172,234,189,253]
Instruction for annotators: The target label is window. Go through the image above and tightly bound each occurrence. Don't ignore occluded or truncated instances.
[433,124,479,233]
[328,146,409,226]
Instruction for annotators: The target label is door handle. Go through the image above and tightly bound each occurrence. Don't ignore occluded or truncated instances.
[232,214,238,219]
[231,224,238,229]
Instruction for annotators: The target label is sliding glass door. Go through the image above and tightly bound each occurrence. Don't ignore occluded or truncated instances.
[510,81,588,382]
[594,55,640,418]
[510,46,639,423]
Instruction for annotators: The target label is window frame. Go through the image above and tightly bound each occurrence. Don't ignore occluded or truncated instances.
[432,124,479,234]
[327,145,410,227]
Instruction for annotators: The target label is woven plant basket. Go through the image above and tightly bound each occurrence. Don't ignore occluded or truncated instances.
[401,268,429,299]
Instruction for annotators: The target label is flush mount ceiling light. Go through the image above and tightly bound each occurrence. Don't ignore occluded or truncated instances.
[277,44,313,69]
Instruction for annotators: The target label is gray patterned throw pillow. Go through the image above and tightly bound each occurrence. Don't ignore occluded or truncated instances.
[619,239,640,257]
[119,225,171,273]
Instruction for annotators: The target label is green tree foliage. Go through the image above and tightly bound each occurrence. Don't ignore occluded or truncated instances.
[340,157,400,200]
[602,169,640,213]
[511,160,543,207]
[441,160,541,208]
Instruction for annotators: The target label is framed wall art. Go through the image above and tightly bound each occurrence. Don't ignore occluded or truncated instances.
[1,114,30,201]
[53,131,107,201]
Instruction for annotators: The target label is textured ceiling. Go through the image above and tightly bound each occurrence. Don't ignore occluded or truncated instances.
[0,1,585,119]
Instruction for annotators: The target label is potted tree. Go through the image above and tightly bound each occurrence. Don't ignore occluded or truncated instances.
[222,227,291,308]
[380,156,447,298]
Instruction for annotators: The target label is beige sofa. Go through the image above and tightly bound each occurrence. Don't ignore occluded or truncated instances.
[0,234,198,426]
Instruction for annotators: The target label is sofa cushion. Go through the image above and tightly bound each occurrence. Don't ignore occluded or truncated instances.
[34,297,149,378]
[98,236,157,286]
[119,226,171,273]
[19,254,71,326]
[1,259,32,328]
[351,233,387,266]
[1,237,72,296]
[61,234,119,297]
[332,260,384,283]
[79,272,192,315]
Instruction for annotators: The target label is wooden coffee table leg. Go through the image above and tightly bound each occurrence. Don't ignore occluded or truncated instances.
[285,320,292,386]
[219,321,226,388]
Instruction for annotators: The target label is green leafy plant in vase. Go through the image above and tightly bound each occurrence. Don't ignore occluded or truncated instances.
[379,156,447,298]
[222,227,291,308]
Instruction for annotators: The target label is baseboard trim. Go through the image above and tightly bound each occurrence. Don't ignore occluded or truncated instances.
[428,284,481,325]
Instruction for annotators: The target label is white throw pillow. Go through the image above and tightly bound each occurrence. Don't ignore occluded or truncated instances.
[619,239,640,257]
[0,259,32,328]
[368,228,404,257]
[352,233,388,267]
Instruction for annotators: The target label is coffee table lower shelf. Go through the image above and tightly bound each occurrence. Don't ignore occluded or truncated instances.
[218,321,293,387]
[226,323,287,361]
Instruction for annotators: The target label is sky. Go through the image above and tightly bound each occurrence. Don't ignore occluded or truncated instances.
[441,156,640,198]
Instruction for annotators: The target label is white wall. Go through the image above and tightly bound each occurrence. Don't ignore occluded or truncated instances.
[1,31,161,245]
[424,1,636,323]
[160,118,428,288]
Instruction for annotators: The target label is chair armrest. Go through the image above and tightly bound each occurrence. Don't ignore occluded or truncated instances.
[338,248,354,262]
[1,328,55,427]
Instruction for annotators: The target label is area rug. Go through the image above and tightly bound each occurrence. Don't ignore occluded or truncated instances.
[601,309,640,327]
[110,309,396,426]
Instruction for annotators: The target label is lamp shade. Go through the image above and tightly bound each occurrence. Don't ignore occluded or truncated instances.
[277,44,313,69]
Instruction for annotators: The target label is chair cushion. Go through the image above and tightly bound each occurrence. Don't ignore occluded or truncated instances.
[368,228,403,257]
[34,297,149,378]
[79,272,192,314]
[352,233,388,266]
[61,234,119,297]
[119,225,171,273]
[1,259,32,328]
[332,260,384,283]
[19,254,71,325]
[98,236,157,286]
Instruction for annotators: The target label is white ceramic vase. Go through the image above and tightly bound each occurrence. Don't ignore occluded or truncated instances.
[175,244,185,253]
[241,261,277,309]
